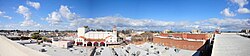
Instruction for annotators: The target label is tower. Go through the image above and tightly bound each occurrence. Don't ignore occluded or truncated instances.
[77,26,89,37]
[112,25,118,42]
[113,25,117,36]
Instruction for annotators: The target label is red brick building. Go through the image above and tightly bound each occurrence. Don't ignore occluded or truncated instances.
[153,33,212,51]
[159,33,210,40]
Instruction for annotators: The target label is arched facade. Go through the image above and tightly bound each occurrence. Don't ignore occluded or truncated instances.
[100,42,105,46]
[76,26,117,47]
[87,42,92,46]
[75,39,107,47]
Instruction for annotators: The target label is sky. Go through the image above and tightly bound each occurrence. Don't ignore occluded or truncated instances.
[0,0,250,31]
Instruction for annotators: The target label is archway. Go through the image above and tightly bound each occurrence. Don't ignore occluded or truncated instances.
[94,42,99,46]
[87,42,92,46]
[76,42,83,46]
[100,42,105,46]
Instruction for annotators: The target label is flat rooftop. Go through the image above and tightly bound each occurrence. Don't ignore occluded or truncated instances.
[0,35,48,56]
[212,33,250,56]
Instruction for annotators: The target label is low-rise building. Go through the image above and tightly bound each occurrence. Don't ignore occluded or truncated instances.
[52,41,71,48]
[162,29,172,33]
[153,32,213,51]
[75,26,118,46]
[191,29,201,34]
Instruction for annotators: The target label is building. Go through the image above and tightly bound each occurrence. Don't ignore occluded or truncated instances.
[241,29,250,33]
[162,29,172,33]
[191,29,201,34]
[75,26,118,46]
[214,29,220,34]
[153,33,213,51]
[52,41,72,48]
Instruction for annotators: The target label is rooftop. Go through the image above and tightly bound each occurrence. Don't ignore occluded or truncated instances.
[0,35,48,56]
[212,33,250,56]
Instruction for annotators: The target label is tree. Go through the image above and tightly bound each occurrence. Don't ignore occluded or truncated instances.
[55,29,59,32]
[31,32,42,44]
[31,32,40,39]
[168,31,174,33]
[41,37,48,41]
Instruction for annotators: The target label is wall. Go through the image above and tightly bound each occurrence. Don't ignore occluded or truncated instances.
[160,33,210,40]
[153,37,204,51]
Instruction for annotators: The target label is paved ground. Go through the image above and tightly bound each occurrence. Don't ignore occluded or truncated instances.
[0,35,48,56]
[212,34,250,56]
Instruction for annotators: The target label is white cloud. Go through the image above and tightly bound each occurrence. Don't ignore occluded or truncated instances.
[43,5,80,25]
[64,16,250,31]
[230,0,250,14]
[43,11,62,25]
[17,5,31,20]
[2,16,12,19]
[199,18,250,30]
[39,5,249,30]
[231,0,248,8]
[220,8,236,17]
[59,5,79,20]
[16,5,40,27]
[70,16,175,30]
[2,14,250,31]
[20,19,40,26]
[238,7,250,13]
[27,1,40,9]
[0,11,12,19]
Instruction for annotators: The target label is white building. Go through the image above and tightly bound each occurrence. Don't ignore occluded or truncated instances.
[75,26,118,46]
[52,41,70,48]
[162,29,172,33]
[191,29,201,34]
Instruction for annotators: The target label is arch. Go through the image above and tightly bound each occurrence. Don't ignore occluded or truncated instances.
[100,42,105,46]
[94,42,99,46]
[87,42,92,46]
[76,42,83,46]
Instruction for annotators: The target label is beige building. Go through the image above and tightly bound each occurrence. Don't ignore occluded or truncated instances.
[191,29,201,34]
[75,26,118,46]
[52,41,70,48]
[162,29,172,33]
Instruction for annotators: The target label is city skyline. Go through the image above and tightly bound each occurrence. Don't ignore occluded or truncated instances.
[0,0,250,31]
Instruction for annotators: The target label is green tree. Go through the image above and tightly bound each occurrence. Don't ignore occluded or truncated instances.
[31,32,40,39]
[31,32,42,44]
[168,31,174,33]
[41,37,48,41]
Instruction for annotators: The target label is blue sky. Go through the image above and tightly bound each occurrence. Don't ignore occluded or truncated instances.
[0,0,250,31]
